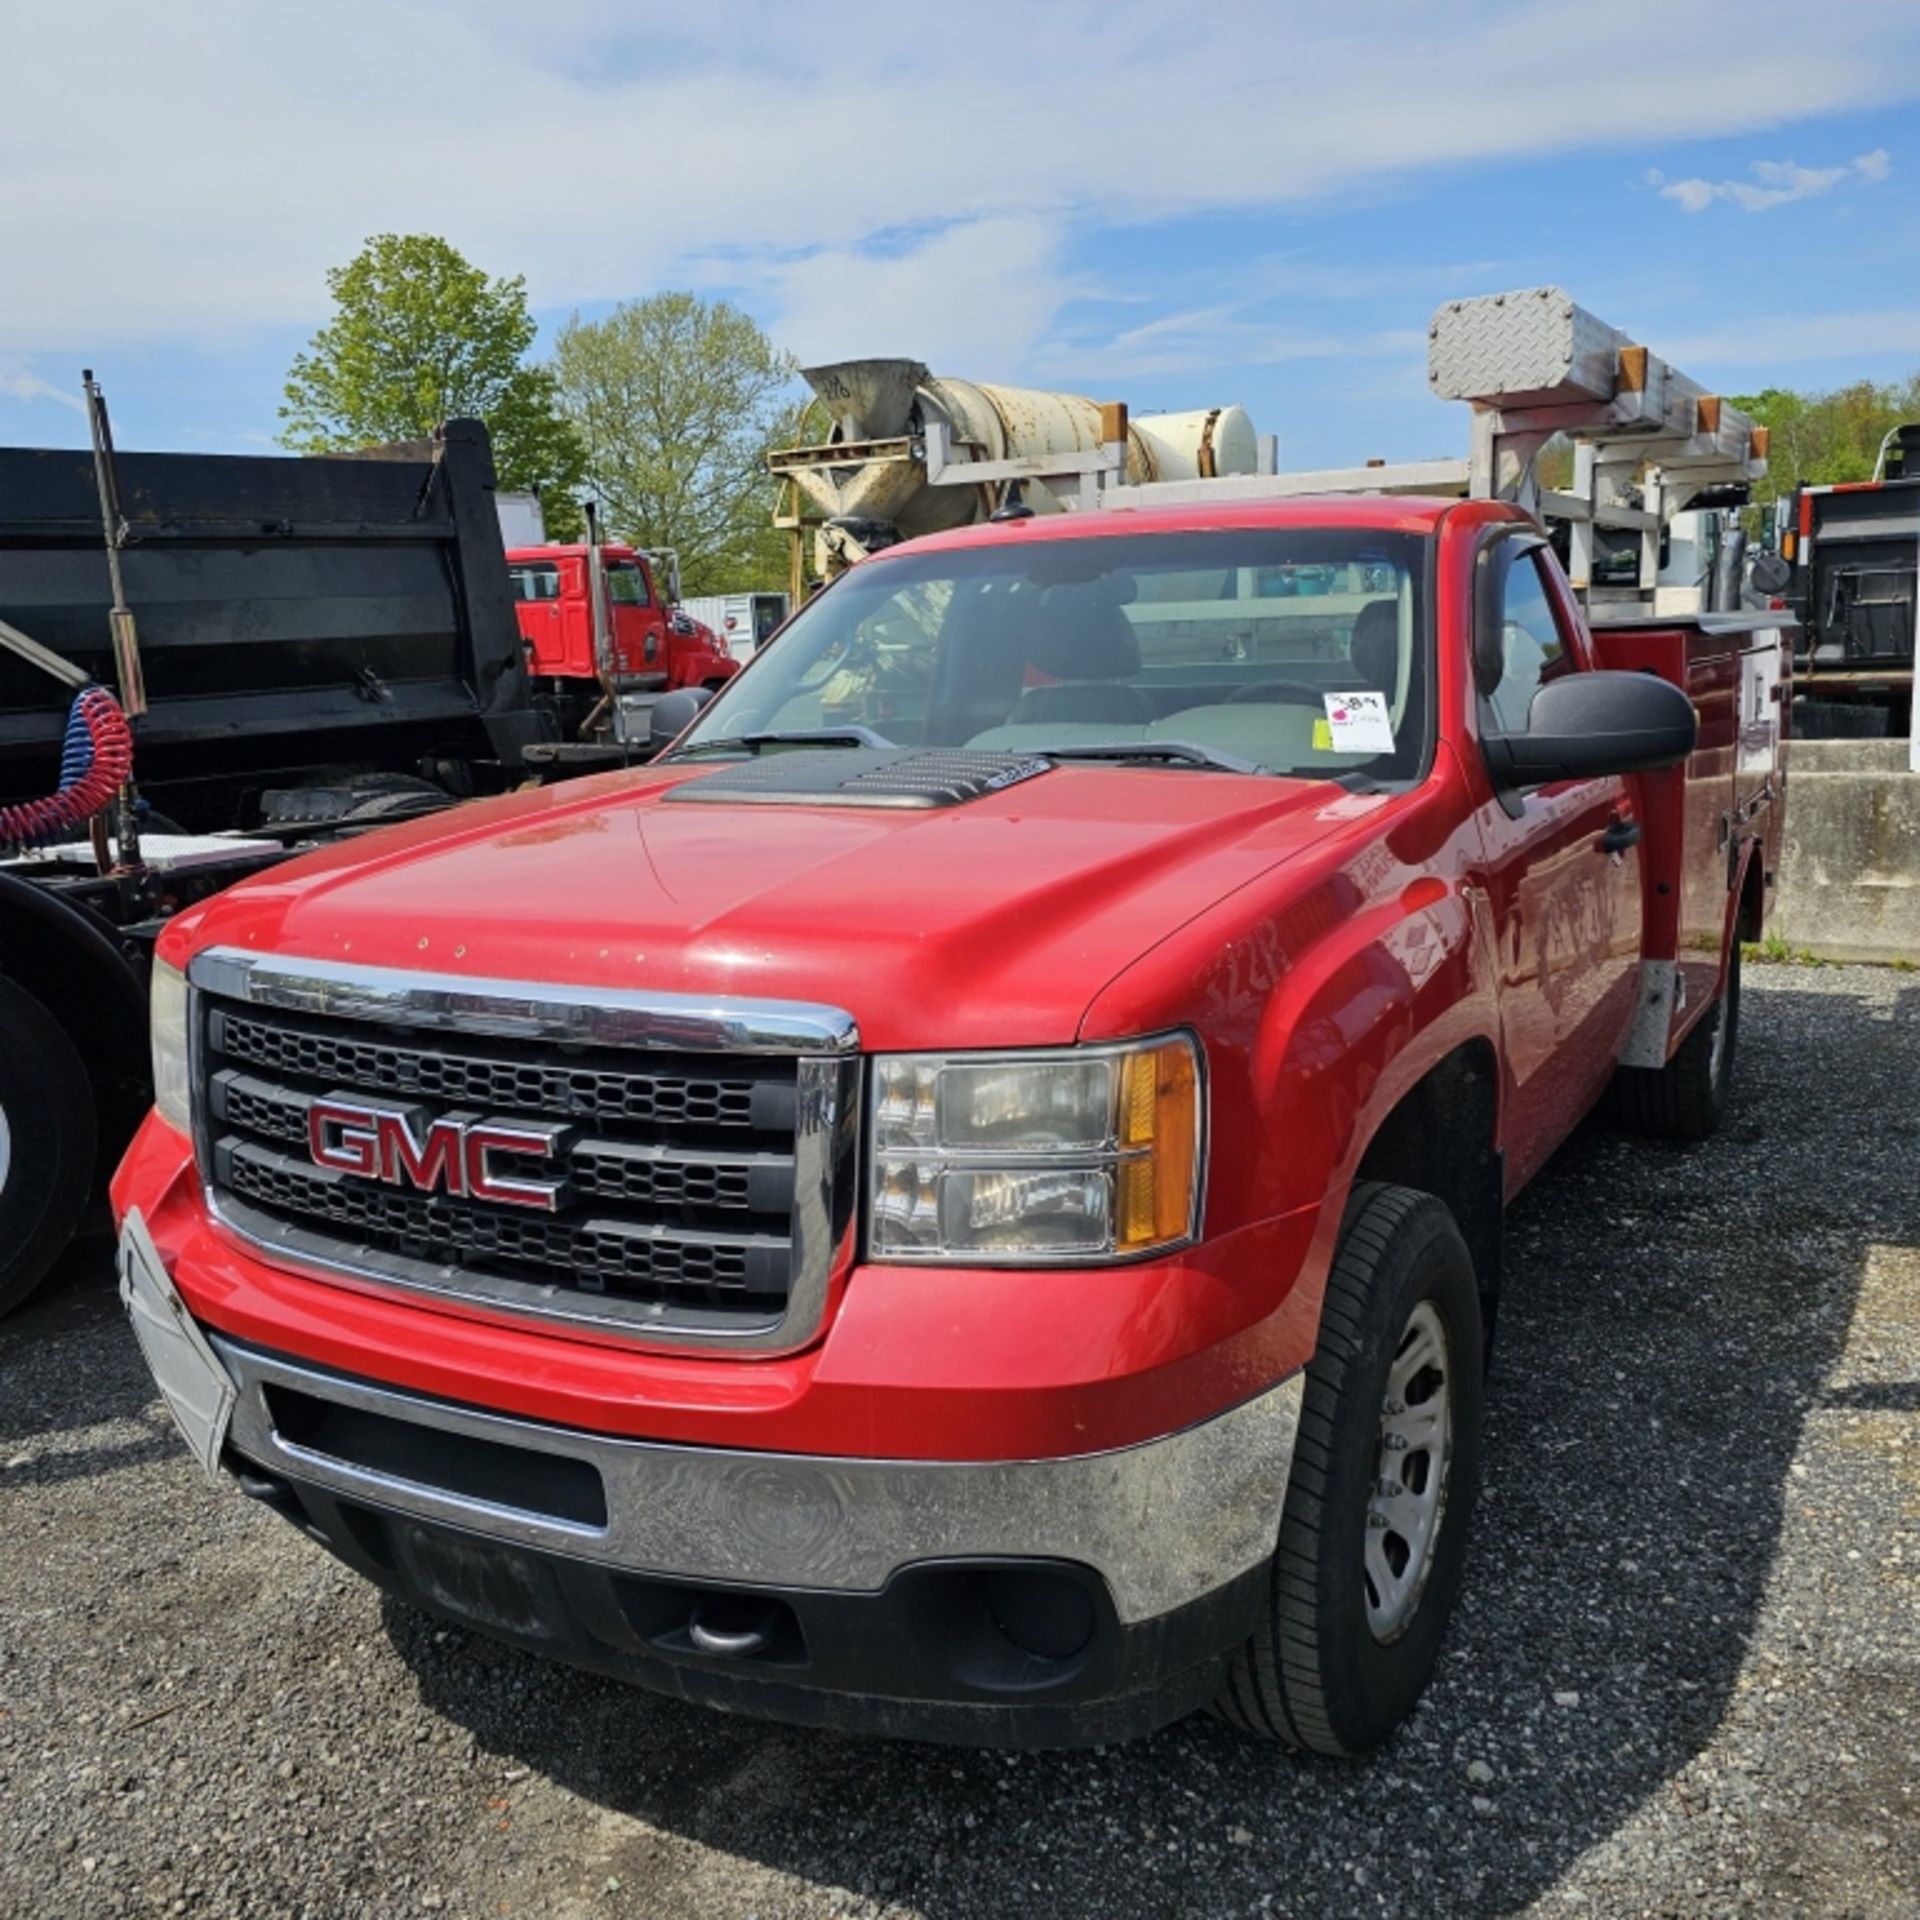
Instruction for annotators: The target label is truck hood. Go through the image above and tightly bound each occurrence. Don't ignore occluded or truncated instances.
[179,761,1381,1050]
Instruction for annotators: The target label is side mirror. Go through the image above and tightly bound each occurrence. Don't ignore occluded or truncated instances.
[647,685,711,758]
[1484,670,1697,788]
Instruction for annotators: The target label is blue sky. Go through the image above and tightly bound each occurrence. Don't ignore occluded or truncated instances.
[3,2,1917,471]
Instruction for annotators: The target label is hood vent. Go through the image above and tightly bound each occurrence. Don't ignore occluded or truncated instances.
[665,748,1054,810]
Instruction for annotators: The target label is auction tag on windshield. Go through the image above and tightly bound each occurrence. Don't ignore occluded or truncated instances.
[1323,691,1394,753]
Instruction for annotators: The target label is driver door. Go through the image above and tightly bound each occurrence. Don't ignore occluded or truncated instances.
[1472,536,1644,1187]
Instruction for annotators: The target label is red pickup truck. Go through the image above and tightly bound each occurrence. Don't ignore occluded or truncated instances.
[114,495,1786,1753]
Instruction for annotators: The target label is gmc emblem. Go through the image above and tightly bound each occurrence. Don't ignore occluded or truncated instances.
[307,1098,572,1212]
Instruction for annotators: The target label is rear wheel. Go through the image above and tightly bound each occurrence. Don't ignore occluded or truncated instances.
[1611,942,1740,1141]
[0,974,98,1317]
[1214,1182,1484,1754]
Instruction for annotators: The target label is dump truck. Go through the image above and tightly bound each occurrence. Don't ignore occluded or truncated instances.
[115,289,1788,1752]
[0,413,557,1315]
[1776,423,1919,743]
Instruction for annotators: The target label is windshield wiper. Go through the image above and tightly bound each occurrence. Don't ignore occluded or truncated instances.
[672,726,894,759]
[1040,741,1263,775]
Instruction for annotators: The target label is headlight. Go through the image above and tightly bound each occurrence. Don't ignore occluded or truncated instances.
[869,1036,1202,1264]
[150,958,191,1135]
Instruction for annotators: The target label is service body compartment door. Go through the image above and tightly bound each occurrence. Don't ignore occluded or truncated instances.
[1677,635,1740,1018]
[1737,634,1782,782]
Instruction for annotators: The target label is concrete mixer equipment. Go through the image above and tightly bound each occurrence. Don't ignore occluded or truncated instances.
[770,359,1261,590]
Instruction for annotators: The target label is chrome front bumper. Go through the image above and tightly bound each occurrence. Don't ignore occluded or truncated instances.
[211,1337,1301,1626]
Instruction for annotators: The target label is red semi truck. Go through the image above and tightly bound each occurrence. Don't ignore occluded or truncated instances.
[113,489,1786,1751]
[505,543,737,734]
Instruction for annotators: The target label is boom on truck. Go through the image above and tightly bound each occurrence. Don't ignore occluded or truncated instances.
[114,289,1787,1754]
[0,409,562,1316]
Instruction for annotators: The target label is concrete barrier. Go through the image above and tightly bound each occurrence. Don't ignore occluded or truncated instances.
[1774,739,1920,964]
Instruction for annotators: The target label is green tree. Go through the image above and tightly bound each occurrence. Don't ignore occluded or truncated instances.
[1731,374,1920,506]
[550,294,799,595]
[281,234,586,507]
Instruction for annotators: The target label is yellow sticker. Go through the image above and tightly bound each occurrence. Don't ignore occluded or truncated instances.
[1311,718,1333,751]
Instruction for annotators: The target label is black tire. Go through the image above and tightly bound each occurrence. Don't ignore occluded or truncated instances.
[1610,943,1740,1142]
[0,973,98,1317]
[1215,1182,1484,1754]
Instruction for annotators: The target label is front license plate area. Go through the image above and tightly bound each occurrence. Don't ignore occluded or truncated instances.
[390,1521,561,1640]
[117,1208,237,1479]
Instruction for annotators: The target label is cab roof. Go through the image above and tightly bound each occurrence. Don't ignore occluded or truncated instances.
[503,543,641,563]
[879,494,1464,561]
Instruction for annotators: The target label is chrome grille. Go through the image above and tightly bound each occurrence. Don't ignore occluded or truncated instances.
[188,949,859,1349]
[220,1145,766,1293]
[215,1010,768,1130]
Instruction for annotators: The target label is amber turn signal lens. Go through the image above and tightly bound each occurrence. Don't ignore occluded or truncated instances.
[1115,1039,1200,1252]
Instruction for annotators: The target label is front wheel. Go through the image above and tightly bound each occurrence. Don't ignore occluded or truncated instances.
[0,974,98,1317]
[1214,1182,1484,1754]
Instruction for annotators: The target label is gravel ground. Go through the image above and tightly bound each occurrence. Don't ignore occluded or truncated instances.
[2,961,1915,1920]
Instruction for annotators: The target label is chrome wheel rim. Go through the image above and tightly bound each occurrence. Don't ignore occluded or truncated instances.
[1708,999,1728,1086]
[0,1102,11,1195]
[1365,1298,1454,1642]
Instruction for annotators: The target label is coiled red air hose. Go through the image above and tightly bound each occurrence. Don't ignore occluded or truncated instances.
[0,687,135,854]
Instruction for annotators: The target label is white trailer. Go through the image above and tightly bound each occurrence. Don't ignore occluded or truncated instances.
[679,592,790,660]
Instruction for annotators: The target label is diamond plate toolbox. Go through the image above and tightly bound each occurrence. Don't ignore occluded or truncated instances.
[1428,285,1623,409]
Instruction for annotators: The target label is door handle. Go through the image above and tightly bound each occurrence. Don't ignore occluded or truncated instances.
[1600,816,1642,854]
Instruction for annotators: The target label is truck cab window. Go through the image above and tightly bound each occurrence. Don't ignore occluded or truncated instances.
[1484,548,1569,734]
[508,561,560,602]
[605,561,651,606]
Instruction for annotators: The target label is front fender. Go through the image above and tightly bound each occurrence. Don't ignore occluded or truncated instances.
[1253,873,1500,1228]
[1083,763,1499,1247]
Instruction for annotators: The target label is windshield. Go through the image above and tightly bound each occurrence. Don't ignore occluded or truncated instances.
[674,528,1432,781]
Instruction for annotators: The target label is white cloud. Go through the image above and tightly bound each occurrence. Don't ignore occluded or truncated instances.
[761,218,1073,372]
[1033,308,1414,385]
[1,0,1916,384]
[1658,147,1892,212]
[1032,249,1512,383]
[0,369,84,413]
[1665,307,1920,365]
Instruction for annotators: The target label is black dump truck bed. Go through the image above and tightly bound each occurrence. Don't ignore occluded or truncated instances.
[0,417,569,1319]
[0,419,548,829]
